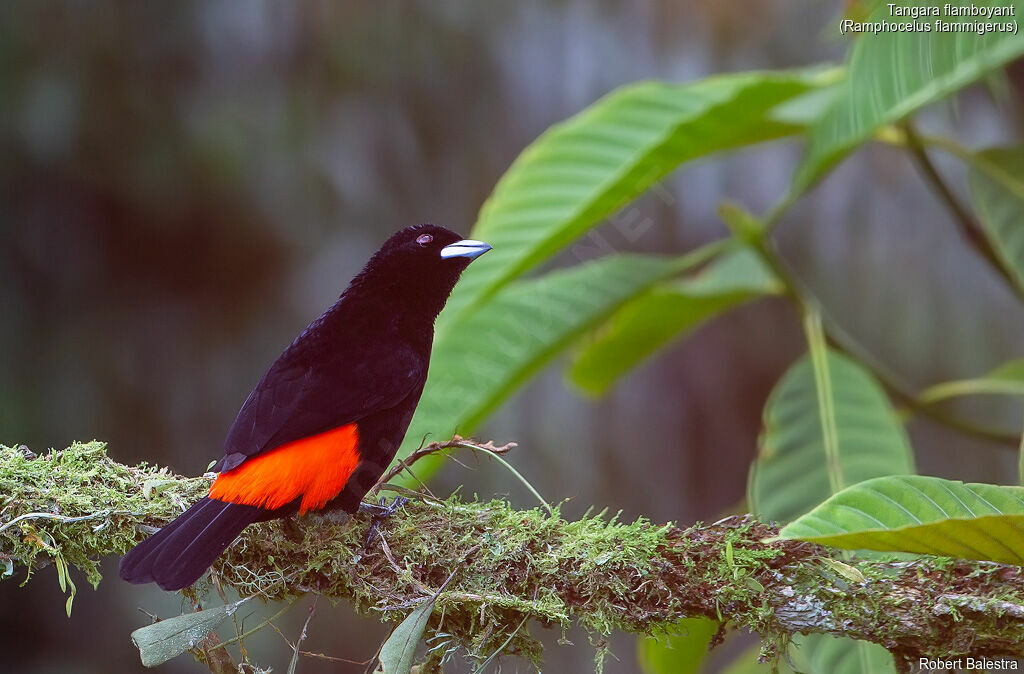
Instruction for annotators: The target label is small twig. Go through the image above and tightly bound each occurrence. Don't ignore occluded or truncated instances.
[458,438,518,455]
[377,533,403,575]
[441,451,476,472]
[374,483,448,506]
[297,650,374,665]
[288,598,317,673]
[207,598,300,652]
[376,436,517,487]
[266,619,292,646]
[392,461,437,501]
[136,606,159,624]
[267,617,373,666]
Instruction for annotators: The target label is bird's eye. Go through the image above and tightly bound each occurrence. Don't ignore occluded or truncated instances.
[416,234,433,245]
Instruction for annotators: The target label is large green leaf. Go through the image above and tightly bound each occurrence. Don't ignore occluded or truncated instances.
[402,247,724,459]
[439,69,828,327]
[968,147,1024,293]
[778,475,1024,564]
[637,618,719,674]
[795,0,1024,189]
[920,358,1024,403]
[569,247,781,395]
[789,634,895,674]
[748,348,916,525]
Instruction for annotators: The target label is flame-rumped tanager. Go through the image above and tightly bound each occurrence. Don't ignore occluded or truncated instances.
[119,225,491,590]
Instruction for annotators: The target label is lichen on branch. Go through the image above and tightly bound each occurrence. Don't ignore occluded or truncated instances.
[4,442,1024,671]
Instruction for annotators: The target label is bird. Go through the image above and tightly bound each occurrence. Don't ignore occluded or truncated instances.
[119,224,491,591]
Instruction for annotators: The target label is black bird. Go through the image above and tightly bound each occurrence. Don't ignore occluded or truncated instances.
[119,224,490,590]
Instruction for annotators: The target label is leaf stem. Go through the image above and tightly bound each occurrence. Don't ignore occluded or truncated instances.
[900,123,1021,298]
[802,309,845,494]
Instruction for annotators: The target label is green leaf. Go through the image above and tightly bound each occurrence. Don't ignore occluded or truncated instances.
[637,618,719,674]
[748,348,916,524]
[817,557,867,585]
[766,81,842,126]
[54,552,76,617]
[920,358,1024,403]
[778,475,1024,564]
[378,602,433,674]
[440,69,829,326]
[569,247,781,395]
[64,574,76,618]
[967,146,1024,294]
[795,0,1024,189]
[402,245,726,461]
[378,571,457,674]
[790,634,895,674]
[55,553,66,593]
[130,597,251,667]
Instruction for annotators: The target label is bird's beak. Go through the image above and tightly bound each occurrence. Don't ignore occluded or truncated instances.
[440,239,492,260]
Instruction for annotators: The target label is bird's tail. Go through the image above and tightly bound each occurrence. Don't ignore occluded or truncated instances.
[119,497,263,591]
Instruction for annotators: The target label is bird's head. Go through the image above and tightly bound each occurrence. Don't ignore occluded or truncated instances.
[346,224,491,319]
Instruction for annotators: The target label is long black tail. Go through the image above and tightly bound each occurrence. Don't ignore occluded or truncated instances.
[119,497,263,591]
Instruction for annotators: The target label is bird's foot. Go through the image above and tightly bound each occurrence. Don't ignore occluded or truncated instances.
[360,496,409,549]
[357,497,408,518]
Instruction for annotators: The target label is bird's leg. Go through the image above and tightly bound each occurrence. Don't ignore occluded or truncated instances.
[360,496,409,549]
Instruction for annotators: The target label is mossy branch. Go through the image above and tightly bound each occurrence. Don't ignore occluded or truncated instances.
[4,442,1024,670]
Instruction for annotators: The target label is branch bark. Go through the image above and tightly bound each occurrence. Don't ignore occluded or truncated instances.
[4,442,1024,671]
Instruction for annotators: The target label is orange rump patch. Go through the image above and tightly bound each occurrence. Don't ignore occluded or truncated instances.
[209,424,360,514]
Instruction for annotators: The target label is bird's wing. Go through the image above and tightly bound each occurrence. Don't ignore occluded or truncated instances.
[215,338,425,472]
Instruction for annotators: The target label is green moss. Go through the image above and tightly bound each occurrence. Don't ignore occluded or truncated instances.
[0,442,210,588]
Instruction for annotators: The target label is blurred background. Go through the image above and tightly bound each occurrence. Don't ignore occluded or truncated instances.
[2,1,1023,672]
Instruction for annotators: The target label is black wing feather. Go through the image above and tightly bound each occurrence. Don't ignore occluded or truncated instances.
[216,333,424,472]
